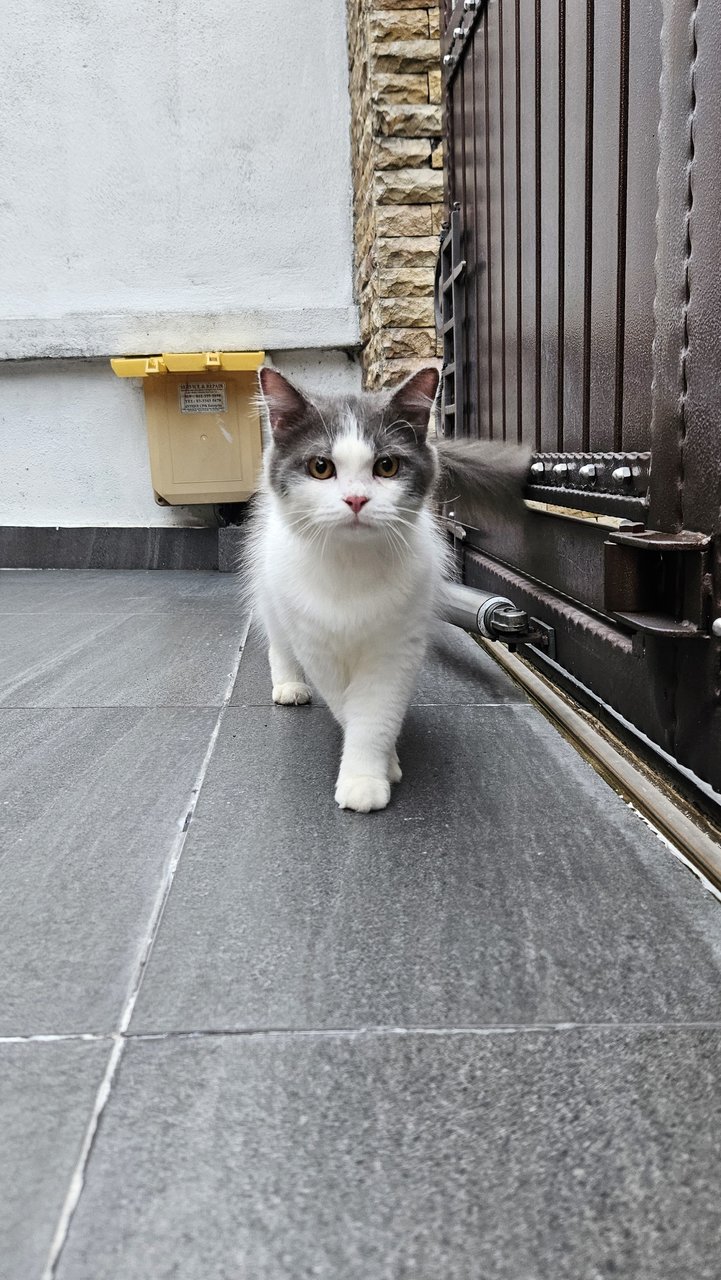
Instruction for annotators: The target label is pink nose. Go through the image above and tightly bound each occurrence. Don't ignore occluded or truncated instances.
[344,495,369,515]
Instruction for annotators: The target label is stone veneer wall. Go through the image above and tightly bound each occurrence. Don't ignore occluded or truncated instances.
[347,0,445,388]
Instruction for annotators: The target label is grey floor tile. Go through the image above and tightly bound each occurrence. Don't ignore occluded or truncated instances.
[0,708,217,1034]
[0,1040,109,1280]
[55,1030,721,1280]
[131,704,721,1033]
[414,623,528,704]
[0,569,244,614]
[229,620,321,707]
[0,611,245,707]
[230,620,524,707]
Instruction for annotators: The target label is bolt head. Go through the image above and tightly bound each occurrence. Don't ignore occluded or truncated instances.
[712,618,721,638]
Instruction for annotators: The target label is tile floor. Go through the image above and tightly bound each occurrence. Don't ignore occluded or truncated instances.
[1,570,720,1279]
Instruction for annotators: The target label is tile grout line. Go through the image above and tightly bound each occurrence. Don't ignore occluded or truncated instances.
[126,1020,721,1040]
[5,1020,721,1048]
[41,611,254,1280]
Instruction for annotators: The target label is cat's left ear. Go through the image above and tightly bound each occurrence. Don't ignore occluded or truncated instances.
[387,366,440,439]
[258,367,311,441]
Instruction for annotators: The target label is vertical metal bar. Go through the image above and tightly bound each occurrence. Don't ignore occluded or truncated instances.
[452,208,465,438]
[514,0,523,443]
[613,0,631,452]
[534,0,542,450]
[581,0,595,453]
[459,57,468,430]
[557,0,566,451]
[498,0,508,441]
[484,14,494,440]
[472,29,483,440]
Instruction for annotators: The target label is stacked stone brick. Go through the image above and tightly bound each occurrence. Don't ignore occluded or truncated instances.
[347,0,445,388]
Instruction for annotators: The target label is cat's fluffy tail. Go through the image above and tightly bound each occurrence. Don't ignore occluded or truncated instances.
[432,437,531,526]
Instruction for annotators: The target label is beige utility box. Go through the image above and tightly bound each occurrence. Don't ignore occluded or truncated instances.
[111,350,264,504]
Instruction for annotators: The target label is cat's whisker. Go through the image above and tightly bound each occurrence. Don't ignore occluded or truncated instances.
[379,417,420,446]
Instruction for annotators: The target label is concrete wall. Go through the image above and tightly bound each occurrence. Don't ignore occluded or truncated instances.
[0,0,360,528]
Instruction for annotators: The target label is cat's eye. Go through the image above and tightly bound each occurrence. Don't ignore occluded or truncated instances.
[374,455,400,478]
[308,456,335,480]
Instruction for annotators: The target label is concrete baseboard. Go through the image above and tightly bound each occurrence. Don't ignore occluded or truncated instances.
[0,526,223,570]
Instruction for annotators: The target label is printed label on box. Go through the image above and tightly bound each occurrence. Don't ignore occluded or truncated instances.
[179,382,228,414]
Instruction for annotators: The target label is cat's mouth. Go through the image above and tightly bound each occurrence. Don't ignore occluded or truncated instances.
[339,511,376,533]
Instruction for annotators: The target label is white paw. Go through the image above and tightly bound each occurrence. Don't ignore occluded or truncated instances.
[388,751,402,784]
[335,775,391,813]
[272,681,312,706]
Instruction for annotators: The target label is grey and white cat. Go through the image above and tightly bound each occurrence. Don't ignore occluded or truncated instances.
[247,366,529,813]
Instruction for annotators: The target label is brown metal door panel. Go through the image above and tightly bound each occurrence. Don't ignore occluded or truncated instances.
[672,0,721,787]
[560,0,589,453]
[517,0,539,450]
[440,0,721,802]
[467,510,613,617]
[485,2,506,441]
[538,0,561,453]
[620,0,662,454]
[500,0,520,446]
[587,0,621,454]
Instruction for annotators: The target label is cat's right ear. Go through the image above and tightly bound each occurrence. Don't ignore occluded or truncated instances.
[258,367,309,441]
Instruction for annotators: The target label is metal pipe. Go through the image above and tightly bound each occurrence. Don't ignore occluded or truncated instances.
[444,582,518,639]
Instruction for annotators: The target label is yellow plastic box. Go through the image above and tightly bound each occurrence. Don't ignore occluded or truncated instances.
[111,350,265,505]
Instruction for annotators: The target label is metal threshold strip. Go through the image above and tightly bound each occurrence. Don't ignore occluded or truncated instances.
[478,640,721,895]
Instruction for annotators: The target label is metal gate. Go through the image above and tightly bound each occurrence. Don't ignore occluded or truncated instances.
[439,0,721,800]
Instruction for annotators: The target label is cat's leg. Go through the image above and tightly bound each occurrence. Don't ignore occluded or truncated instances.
[334,645,421,812]
[262,612,312,706]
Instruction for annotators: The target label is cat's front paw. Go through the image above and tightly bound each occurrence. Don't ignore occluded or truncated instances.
[388,750,402,784]
[335,774,391,813]
[272,681,312,706]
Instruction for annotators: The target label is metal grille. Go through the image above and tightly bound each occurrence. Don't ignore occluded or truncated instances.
[442,0,659,488]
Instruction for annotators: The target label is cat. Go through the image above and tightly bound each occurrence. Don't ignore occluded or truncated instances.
[246,365,529,813]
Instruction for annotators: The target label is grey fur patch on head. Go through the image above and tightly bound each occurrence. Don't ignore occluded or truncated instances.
[257,366,440,503]
[257,365,530,522]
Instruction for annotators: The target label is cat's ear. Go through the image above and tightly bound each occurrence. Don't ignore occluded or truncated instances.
[258,367,310,441]
[387,366,440,438]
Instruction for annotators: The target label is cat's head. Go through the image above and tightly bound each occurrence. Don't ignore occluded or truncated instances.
[257,366,440,541]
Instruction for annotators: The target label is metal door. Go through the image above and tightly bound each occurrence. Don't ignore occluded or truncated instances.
[439,0,721,799]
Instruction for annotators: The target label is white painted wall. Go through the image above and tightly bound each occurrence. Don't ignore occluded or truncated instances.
[0,0,360,527]
[0,353,361,527]
[0,0,358,358]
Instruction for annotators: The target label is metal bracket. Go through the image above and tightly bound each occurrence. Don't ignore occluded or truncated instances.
[604,528,712,638]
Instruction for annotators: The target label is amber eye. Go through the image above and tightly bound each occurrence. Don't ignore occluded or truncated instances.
[374,455,400,478]
[308,456,335,480]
